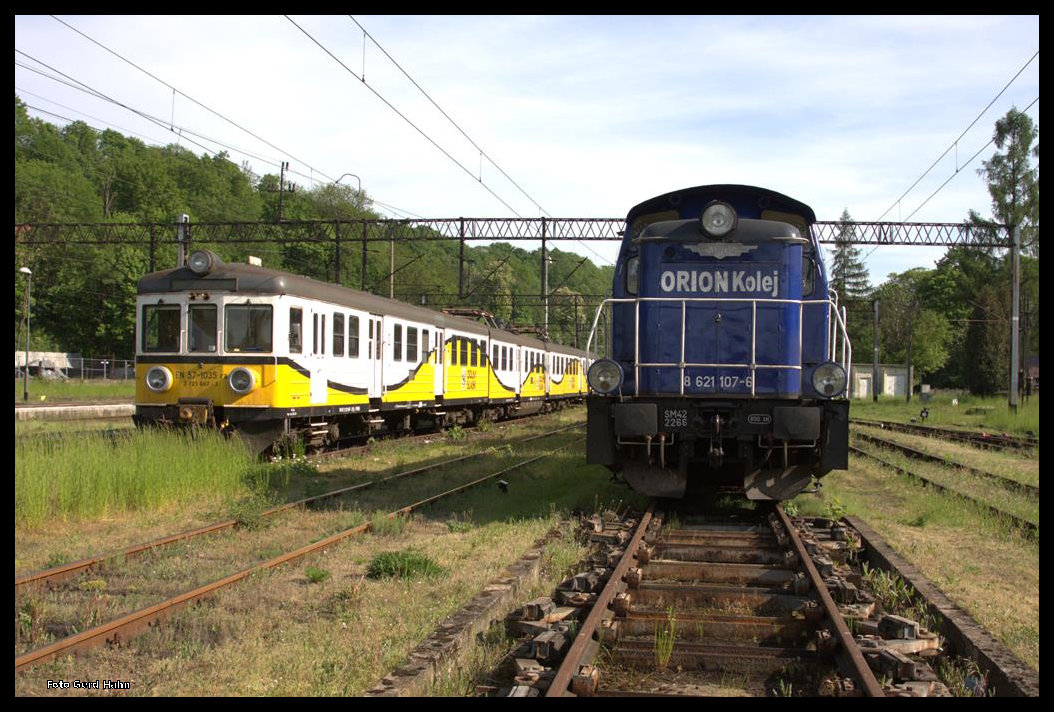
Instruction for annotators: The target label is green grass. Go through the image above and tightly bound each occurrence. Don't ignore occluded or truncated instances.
[15,428,267,527]
[14,378,135,403]
[850,392,1039,436]
[366,550,446,580]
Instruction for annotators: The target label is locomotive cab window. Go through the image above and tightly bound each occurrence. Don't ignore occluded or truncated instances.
[189,304,217,353]
[225,304,273,352]
[802,255,816,297]
[142,304,181,353]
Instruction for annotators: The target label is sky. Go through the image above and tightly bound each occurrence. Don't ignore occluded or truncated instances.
[14,15,1040,285]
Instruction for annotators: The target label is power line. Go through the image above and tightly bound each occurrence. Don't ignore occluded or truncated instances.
[284,15,523,217]
[48,14,339,185]
[348,15,550,217]
[902,95,1041,222]
[16,80,288,171]
[876,49,1039,222]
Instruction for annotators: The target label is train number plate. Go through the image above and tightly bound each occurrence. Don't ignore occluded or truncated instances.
[662,408,689,430]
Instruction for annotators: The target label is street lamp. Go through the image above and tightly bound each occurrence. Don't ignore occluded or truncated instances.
[19,266,32,401]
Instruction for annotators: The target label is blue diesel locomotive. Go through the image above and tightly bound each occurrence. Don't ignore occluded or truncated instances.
[585,185,851,500]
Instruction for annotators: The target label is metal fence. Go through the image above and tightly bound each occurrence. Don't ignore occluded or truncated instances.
[13,353,134,381]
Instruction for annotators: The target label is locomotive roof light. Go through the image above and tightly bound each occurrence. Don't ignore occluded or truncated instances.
[812,362,847,398]
[188,250,216,275]
[145,366,173,393]
[700,201,737,239]
[228,367,256,395]
[588,359,623,395]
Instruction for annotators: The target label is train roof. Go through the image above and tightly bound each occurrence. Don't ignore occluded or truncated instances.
[626,185,817,226]
[138,256,586,356]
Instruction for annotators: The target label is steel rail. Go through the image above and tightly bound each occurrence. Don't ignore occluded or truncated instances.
[15,424,581,594]
[545,506,654,697]
[851,445,1038,538]
[774,505,885,697]
[852,419,1038,452]
[854,431,1038,497]
[15,436,582,673]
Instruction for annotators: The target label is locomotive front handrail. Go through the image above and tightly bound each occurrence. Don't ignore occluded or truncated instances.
[585,296,851,397]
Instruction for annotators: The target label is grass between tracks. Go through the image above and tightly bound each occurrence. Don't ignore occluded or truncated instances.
[15,407,652,696]
[787,449,1039,672]
[850,392,1039,437]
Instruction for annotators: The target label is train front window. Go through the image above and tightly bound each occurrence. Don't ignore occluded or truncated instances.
[225,304,273,352]
[142,305,181,353]
[189,305,217,353]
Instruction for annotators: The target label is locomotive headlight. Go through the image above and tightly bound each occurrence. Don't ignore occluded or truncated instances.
[228,367,256,394]
[700,201,737,238]
[145,366,173,392]
[188,250,215,275]
[587,359,623,395]
[812,362,847,398]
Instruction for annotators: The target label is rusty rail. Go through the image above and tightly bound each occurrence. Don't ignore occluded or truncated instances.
[16,437,581,672]
[16,424,581,594]
[545,506,654,697]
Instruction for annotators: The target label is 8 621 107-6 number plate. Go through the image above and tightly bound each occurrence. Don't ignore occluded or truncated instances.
[662,408,689,430]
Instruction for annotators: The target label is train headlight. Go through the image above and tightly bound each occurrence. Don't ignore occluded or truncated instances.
[812,362,847,398]
[700,201,737,238]
[228,367,256,394]
[145,366,173,393]
[188,250,216,275]
[588,359,623,395]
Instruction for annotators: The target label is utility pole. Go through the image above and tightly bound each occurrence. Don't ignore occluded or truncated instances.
[272,162,296,222]
[872,299,879,403]
[541,218,549,338]
[906,301,913,403]
[1009,224,1020,413]
[176,214,190,267]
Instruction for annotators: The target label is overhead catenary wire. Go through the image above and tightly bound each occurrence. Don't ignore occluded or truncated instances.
[285,15,523,218]
[876,49,1039,223]
[348,15,550,218]
[48,14,340,186]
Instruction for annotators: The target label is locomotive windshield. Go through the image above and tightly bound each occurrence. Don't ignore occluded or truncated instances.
[225,304,273,352]
[141,304,180,353]
[189,304,218,353]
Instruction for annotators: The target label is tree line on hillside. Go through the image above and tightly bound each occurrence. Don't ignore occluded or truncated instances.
[13,97,613,357]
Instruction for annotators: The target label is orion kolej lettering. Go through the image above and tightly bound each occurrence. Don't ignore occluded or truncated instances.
[659,269,779,297]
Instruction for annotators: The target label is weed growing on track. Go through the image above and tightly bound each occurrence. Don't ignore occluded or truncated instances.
[654,606,677,670]
[367,550,446,580]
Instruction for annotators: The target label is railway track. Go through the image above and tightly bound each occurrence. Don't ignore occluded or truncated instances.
[853,431,1038,498]
[15,423,581,595]
[487,503,1038,696]
[524,505,887,697]
[14,429,582,672]
[852,418,1038,453]
[850,444,1038,539]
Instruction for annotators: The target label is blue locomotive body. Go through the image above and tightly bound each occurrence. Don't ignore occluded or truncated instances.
[586,185,850,500]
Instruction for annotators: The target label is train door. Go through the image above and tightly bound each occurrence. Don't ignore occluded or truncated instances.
[368,315,383,399]
[433,329,444,397]
[310,310,328,404]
